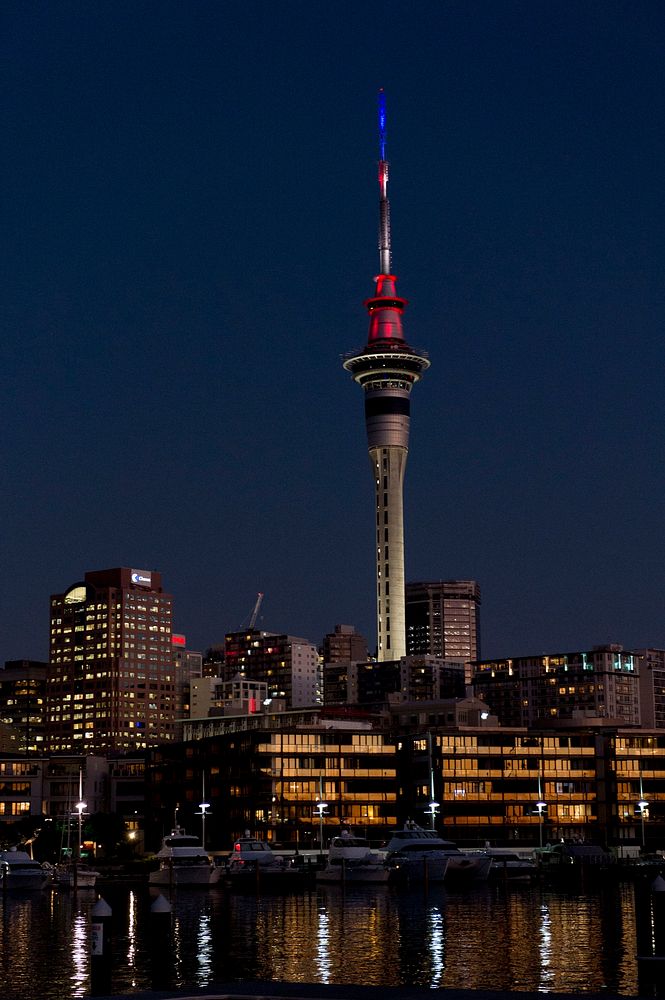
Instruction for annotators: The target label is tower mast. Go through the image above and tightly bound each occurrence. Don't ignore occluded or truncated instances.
[343,92,430,661]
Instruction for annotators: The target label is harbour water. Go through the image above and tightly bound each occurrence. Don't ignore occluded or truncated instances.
[0,880,653,998]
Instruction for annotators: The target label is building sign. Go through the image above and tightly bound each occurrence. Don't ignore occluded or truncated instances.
[172,634,186,647]
[130,569,152,587]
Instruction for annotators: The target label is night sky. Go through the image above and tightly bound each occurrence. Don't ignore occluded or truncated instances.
[3,1,665,662]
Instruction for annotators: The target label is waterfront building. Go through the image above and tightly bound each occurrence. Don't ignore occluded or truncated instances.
[159,705,665,850]
[0,660,47,754]
[405,580,481,662]
[343,91,429,661]
[0,753,146,847]
[150,707,396,850]
[398,725,665,849]
[635,648,665,729]
[47,567,175,752]
[321,624,369,664]
[220,629,321,708]
[471,644,641,728]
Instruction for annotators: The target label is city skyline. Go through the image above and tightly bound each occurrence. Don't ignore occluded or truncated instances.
[4,3,665,663]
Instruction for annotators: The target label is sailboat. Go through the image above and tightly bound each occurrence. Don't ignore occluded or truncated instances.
[50,769,100,890]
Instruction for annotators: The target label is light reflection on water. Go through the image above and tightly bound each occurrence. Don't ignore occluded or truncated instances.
[0,881,644,999]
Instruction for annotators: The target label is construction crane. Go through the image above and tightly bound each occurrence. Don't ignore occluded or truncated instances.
[241,592,264,631]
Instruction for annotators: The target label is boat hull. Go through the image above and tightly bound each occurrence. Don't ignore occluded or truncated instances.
[388,854,449,883]
[148,866,222,887]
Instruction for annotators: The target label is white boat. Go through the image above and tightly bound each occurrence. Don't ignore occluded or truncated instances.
[316,832,390,883]
[50,862,100,889]
[148,827,222,887]
[475,847,537,881]
[226,835,312,886]
[383,823,490,882]
[0,849,49,891]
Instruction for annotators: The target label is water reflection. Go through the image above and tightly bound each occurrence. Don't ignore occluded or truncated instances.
[0,882,646,999]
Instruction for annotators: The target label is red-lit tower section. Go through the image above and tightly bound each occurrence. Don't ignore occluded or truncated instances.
[343,91,430,661]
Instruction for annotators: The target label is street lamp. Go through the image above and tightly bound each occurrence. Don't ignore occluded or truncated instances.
[314,800,328,853]
[195,775,211,850]
[535,801,547,848]
[426,800,440,829]
[637,776,649,851]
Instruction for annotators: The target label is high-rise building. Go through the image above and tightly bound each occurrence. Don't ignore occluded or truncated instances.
[343,91,429,661]
[47,567,176,752]
[221,630,320,708]
[406,581,481,661]
[472,644,641,728]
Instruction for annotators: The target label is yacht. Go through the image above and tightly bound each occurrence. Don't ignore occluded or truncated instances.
[316,831,390,883]
[148,827,222,887]
[471,847,537,881]
[0,849,49,891]
[383,823,490,883]
[226,834,312,887]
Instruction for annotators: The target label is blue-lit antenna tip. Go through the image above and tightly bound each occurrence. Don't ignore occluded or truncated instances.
[378,89,387,159]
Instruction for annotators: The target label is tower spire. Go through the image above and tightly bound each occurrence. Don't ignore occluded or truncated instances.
[378,88,391,275]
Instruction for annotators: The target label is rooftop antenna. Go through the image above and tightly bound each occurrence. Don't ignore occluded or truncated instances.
[377,88,391,276]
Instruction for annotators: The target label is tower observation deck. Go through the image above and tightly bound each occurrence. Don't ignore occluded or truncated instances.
[343,91,430,661]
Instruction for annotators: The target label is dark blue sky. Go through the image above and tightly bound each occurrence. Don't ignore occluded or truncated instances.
[3,1,665,661]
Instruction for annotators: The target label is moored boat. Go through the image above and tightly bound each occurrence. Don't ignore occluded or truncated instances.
[225,834,313,887]
[0,848,49,891]
[316,831,390,883]
[471,847,537,881]
[49,862,100,889]
[148,826,222,887]
[383,823,490,883]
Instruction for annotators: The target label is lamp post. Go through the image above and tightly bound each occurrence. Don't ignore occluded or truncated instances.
[72,769,87,892]
[314,800,328,854]
[535,771,546,848]
[637,776,649,851]
[426,800,440,829]
[195,774,211,851]
[535,800,547,848]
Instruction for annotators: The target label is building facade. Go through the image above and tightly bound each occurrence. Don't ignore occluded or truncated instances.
[47,567,176,752]
[472,645,641,729]
[406,580,481,662]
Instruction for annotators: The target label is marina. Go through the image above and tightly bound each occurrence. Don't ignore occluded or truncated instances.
[0,876,663,999]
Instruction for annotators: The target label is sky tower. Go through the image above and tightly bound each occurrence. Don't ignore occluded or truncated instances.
[344,91,430,661]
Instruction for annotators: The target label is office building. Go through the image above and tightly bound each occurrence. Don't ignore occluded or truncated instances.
[472,644,641,728]
[406,580,481,662]
[47,567,176,752]
[343,92,429,661]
